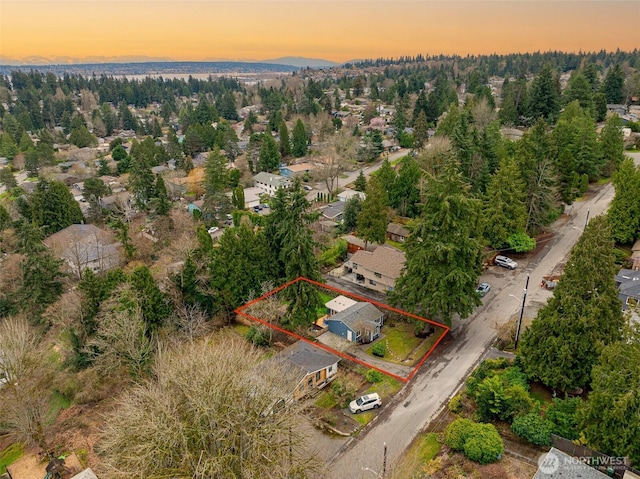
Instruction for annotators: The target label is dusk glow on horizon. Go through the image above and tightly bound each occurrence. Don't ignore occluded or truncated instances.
[1,1,639,64]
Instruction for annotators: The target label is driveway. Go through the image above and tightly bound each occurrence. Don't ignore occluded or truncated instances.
[327,178,616,478]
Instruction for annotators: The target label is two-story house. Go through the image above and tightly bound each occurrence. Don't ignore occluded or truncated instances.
[343,245,405,293]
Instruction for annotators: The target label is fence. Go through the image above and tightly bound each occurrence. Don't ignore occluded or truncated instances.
[551,434,636,478]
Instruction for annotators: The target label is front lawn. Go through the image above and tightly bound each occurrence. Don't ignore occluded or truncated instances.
[367,322,445,366]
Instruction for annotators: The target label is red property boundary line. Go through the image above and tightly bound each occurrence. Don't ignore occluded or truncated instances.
[234,277,450,383]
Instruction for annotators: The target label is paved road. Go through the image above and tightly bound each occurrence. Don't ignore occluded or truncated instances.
[327,164,621,478]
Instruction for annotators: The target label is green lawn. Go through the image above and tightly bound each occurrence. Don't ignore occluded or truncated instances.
[0,443,24,474]
[364,373,403,398]
[415,433,441,463]
[314,391,338,409]
[352,409,377,426]
[385,239,406,251]
[367,323,421,363]
[316,292,335,318]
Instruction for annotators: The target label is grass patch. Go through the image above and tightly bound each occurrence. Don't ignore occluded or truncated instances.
[416,433,441,463]
[232,323,250,336]
[385,239,406,251]
[364,373,403,398]
[0,443,24,474]
[596,178,611,185]
[352,409,376,426]
[530,382,554,405]
[367,323,421,364]
[315,291,335,318]
[47,390,72,424]
[315,391,338,409]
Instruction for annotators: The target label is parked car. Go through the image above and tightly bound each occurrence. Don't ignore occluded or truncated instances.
[349,393,382,413]
[494,255,518,269]
[208,226,219,234]
[303,185,313,191]
[475,282,491,297]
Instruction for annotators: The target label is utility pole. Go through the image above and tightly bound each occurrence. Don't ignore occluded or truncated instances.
[514,275,529,350]
[382,442,387,479]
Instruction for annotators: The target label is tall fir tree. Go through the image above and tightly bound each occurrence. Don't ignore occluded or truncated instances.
[356,175,389,247]
[519,215,624,391]
[292,119,308,157]
[607,158,640,244]
[390,157,484,326]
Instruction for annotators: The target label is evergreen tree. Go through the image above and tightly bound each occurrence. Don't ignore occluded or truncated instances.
[562,73,594,113]
[482,156,528,249]
[578,329,640,464]
[516,119,558,233]
[203,147,231,218]
[0,166,17,189]
[130,265,172,331]
[341,195,362,233]
[231,185,245,210]
[259,133,281,172]
[278,120,291,158]
[607,158,640,244]
[292,119,308,157]
[599,114,625,177]
[0,204,10,231]
[519,216,624,391]
[413,110,429,148]
[528,63,561,124]
[353,170,367,192]
[128,150,155,211]
[390,155,422,218]
[152,175,172,216]
[390,158,484,326]
[357,175,388,247]
[17,179,84,236]
[602,64,625,104]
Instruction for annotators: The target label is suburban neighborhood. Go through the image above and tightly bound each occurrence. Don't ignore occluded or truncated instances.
[1,48,640,479]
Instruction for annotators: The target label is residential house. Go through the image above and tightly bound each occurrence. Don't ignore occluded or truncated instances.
[274,341,340,400]
[337,189,366,202]
[615,269,640,311]
[325,301,384,343]
[325,295,357,316]
[188,199,205,215]
[253,172,292,196]
[100,191,132,215]
[344,245,405,293]
[387,223,410,243]
[321,201,346,222]
[225,186,262,209]
[343,234,377,254]
[279,162,315,178]
[44,224,123,278]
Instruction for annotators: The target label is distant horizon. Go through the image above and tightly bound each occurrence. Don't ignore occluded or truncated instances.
[0,47,637,69]
[2,1,639,65]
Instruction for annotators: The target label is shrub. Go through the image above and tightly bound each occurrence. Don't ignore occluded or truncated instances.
[463,423,504,465]
[445,418,476,451]
[366,369,384,383]
[546,397,581,440]
[446,418,504,465]
[475,375,534,422]
[330,378,356,408]
[448,394,463,414]
[507,232,536,253]
[246,326,270,347]
[372,342,386,357]
[511,412,553,446]
[466,358,511,396]
[502,366,529,390]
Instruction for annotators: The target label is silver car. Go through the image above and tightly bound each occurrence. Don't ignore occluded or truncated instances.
[494,255,518,269]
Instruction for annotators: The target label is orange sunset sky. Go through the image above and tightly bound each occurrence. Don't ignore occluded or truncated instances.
[1,1,639,64]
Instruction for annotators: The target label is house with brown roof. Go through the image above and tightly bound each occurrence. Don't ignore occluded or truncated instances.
[343,245,405,293]
[279,162,315,178]
[386,223,410,243]
[44,224,123,278]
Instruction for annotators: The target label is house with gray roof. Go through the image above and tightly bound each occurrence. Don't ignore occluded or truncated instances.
[273,341,340,400]
[321,201,346,222]
[253,172,292,196]
[615,269,640,311]
[44,224,123,278]
[325,301,384,343]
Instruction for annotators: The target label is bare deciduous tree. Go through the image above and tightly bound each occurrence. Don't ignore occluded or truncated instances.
[87,286,155,380]
[98,334,320,479]
[0,316,54,455]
